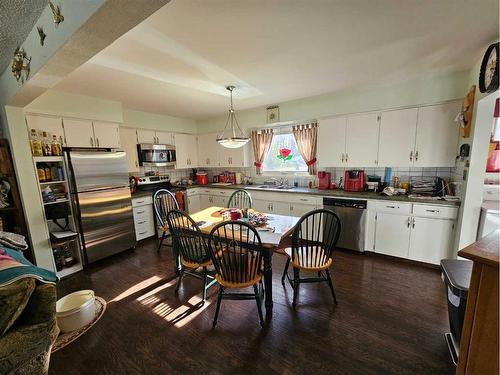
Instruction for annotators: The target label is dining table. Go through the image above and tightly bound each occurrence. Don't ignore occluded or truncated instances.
[189,206,300,316]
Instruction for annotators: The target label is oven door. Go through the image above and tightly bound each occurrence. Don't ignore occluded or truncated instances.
[138,144,176,167]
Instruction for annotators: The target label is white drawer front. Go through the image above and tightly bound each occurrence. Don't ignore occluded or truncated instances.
[290,195,320,205]
[215,189,235,196]
[187,188,199,196]
[375,201,412,214]
[412,204,458,220]
[133,205,153,221]
[132,196,153,207]
[135,221,155,240]
[201,189,213,195]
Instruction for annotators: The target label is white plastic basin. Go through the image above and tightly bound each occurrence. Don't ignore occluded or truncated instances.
[56,290,96,333]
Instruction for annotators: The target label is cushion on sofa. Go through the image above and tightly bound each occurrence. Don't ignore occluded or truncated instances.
[0,278,35,336]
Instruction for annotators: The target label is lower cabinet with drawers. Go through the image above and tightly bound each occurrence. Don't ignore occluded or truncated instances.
[373,201,458,265]
[132,196,156,241]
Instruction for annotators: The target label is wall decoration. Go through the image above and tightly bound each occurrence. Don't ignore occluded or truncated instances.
[456,85,476,138]
[49,1,65,27]
[11,47,31,83]
[266,105,280,123]
[479,42,499,93]
[277,147,292,161]
[37,26,47,46]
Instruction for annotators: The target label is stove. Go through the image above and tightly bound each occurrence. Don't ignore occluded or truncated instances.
[135,175,186,210]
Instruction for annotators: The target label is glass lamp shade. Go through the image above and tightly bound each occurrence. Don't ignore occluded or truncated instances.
[216,137,250,149]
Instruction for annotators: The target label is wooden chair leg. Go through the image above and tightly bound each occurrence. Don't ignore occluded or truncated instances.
[292,267,300,309]
[253,284,264,327]
[201,266,208,303]
[325,268,338,305]
[212,286,224,328]
[157,232,166,252]
[175,268,184,294]
[281,257,290,283]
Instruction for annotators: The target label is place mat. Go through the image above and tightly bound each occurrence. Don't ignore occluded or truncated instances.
[51,296,106,353]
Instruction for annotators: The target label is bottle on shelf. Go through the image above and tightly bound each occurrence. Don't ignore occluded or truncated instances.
[41,131,52,156]
[37,164,46,182]
[63,245,74,267]
[30,129,43,156]
[43,164,52,181]
[51,135,62,156]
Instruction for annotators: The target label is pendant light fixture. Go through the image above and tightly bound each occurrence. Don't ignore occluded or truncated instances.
[216,86,250,148]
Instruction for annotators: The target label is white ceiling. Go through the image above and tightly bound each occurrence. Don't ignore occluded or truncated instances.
[54,0,499,120]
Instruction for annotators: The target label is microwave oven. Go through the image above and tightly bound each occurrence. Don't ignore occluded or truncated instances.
[137,144,176,167]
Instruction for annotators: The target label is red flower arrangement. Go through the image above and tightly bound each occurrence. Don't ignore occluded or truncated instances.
[277,147,292,161]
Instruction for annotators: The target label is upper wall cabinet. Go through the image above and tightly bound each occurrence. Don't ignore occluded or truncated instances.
[136,129,156,144]
[378,108,418,167]
[156,131,174,145]
[92,121,120,148]
[26,115,66,146]
[198,133,220,167]
[414,102,460,167]
[220,142,252,168]
[119,127,139,173]
[63,119,120,149]
[63,119,95,148]
[174,133,199,169]
[317,117,346,168]
[345,113,380,167]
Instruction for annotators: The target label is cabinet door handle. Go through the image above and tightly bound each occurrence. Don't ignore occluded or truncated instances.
[135,200,145,204]
[345,153,348,162]
[90,137,94,147]
[412,217,415,228]
[138,221,146,225]
[135,161,138,167]
[386,205,396,209]
[290,205,294,211]
[407,217,411,228]
[425,209,439,213]
[136,210,145,214]
[415,151,419,161]
[299,198,308,202]
[96,138,100,147]
[341,153,344,162]
[409,151,413,161]
[138,231,147,235]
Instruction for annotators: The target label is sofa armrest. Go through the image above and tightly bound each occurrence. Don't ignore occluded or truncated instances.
[18,284,57,326]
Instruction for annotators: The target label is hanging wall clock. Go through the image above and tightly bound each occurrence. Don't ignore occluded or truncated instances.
[479,42,499,93]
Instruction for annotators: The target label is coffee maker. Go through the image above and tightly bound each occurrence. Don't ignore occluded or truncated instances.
[344,170,365,192]
[317,171,331,190]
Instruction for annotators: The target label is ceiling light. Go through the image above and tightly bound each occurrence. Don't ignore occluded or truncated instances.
[216,86,250,149]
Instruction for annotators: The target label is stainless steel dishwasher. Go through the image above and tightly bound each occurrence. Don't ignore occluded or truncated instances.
[323,197,367,251]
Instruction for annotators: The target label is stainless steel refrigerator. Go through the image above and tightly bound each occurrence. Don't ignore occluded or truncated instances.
[66,151,136,263]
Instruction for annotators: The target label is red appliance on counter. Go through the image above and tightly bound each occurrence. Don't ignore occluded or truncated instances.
[344,170,365,192]
[317,171,331,190]
[196,171,208,185]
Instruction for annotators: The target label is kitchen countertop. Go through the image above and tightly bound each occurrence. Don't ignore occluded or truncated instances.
[183,184,461,206]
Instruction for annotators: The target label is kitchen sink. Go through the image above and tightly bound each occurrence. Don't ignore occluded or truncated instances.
[257,185,294,190]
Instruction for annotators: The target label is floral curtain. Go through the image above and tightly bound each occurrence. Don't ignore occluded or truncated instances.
[251,129,273,175]
[292,122,318,175]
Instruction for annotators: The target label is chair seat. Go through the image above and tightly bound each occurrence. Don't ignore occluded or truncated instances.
[180,257,212,269]
[284,247,332,271]
[215,273,262,288]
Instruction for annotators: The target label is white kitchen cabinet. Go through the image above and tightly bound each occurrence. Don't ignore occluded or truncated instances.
[187,195,201,213]
[253,199,289,215]
[198,133,220,167]
[132,196,155,241]
[289,202,316,217]
[156,131,174,145]
[345,113,380,167]
[378,108,418,167]
[136,129,156,144]
[374,212,411,258]
[26,115,66,146]
[219,143,252,168]
[408,216,455,264]
[414,102,460,167]
[92,121,121,148]
[63,118,95,148]
[119,127,140,173]
[174,133,198,169]
[317,117,346,167]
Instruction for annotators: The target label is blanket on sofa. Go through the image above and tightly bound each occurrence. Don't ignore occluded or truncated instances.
[0,246,57,287]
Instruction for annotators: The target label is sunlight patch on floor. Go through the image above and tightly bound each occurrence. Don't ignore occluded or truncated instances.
[109,275,163,302]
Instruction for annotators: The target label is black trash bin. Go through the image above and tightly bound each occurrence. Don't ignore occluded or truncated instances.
[440,259,472,365]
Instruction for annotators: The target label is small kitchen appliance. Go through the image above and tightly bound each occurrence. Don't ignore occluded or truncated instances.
[137,143,176,167]
[196,171,208,185]
[344,170,365,192]
[317,171,331,190]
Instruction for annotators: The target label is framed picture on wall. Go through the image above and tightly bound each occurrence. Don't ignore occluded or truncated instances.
[266,105,279,123]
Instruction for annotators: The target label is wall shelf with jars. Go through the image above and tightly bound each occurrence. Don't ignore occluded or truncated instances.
[30,129,83,278]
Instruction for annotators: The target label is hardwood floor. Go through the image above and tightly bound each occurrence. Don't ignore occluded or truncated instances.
[51,239,455,375]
